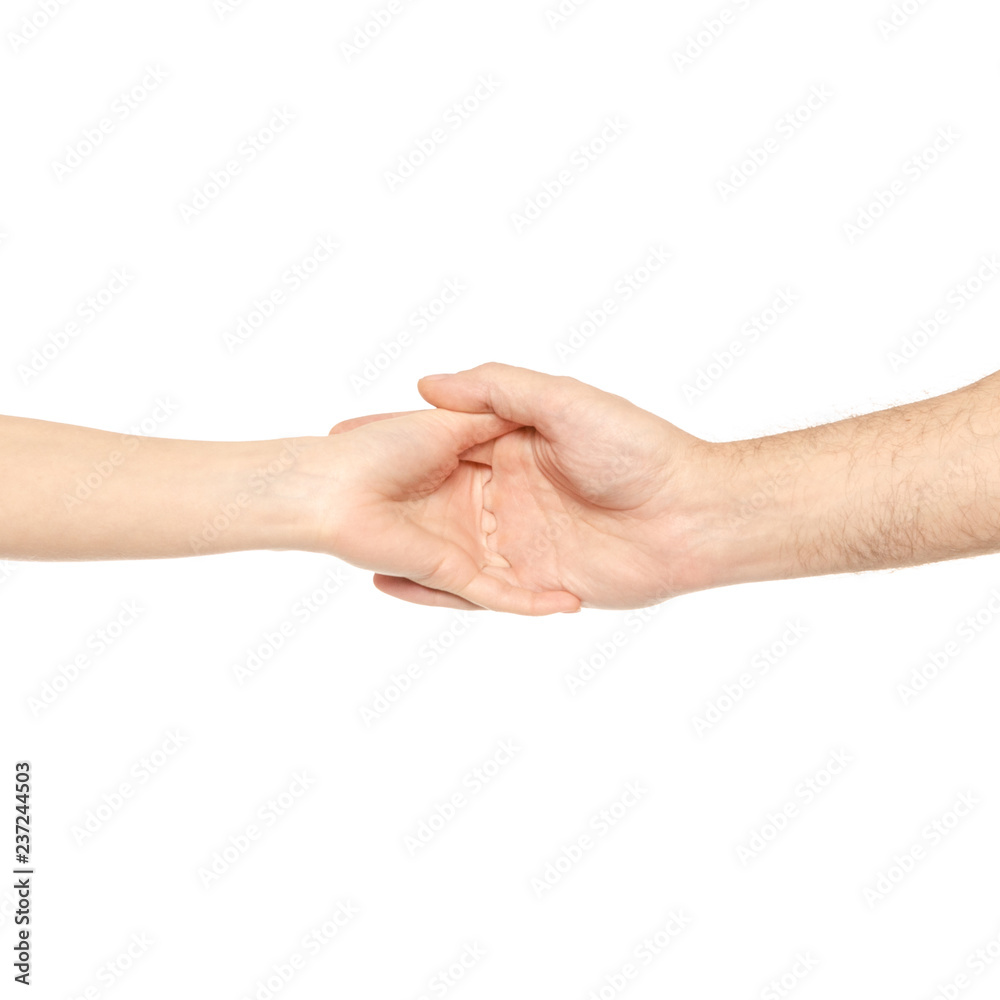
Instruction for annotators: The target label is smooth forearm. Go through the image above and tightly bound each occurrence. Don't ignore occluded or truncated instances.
[0,417,331,560]
[696,373,1000,588]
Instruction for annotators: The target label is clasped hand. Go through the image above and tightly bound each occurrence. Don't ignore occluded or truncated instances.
[320,363,720,616]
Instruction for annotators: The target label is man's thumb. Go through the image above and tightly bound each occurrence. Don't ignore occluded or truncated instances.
[418,362,576,435]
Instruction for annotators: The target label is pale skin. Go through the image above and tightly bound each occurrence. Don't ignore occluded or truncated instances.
[2,362,999,615]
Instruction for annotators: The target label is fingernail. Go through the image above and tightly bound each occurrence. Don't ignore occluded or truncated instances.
[420,373,451,382]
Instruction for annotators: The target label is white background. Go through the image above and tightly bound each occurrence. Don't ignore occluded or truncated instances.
[3,0,1000,997]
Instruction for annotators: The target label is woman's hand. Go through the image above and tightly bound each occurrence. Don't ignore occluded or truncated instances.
[315,406,582,615]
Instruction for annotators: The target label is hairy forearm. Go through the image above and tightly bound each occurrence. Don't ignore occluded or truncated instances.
[0,417,327,560]
[696,372,1000,588]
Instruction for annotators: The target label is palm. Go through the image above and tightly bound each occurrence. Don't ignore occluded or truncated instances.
[470,426,681,609]
[340,453,490,581]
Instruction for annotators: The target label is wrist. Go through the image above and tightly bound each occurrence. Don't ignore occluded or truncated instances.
[191,435,336,557]
[664,430,842,595]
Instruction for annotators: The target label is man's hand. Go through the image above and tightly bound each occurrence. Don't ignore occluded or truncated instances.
[360,362,1000,613]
